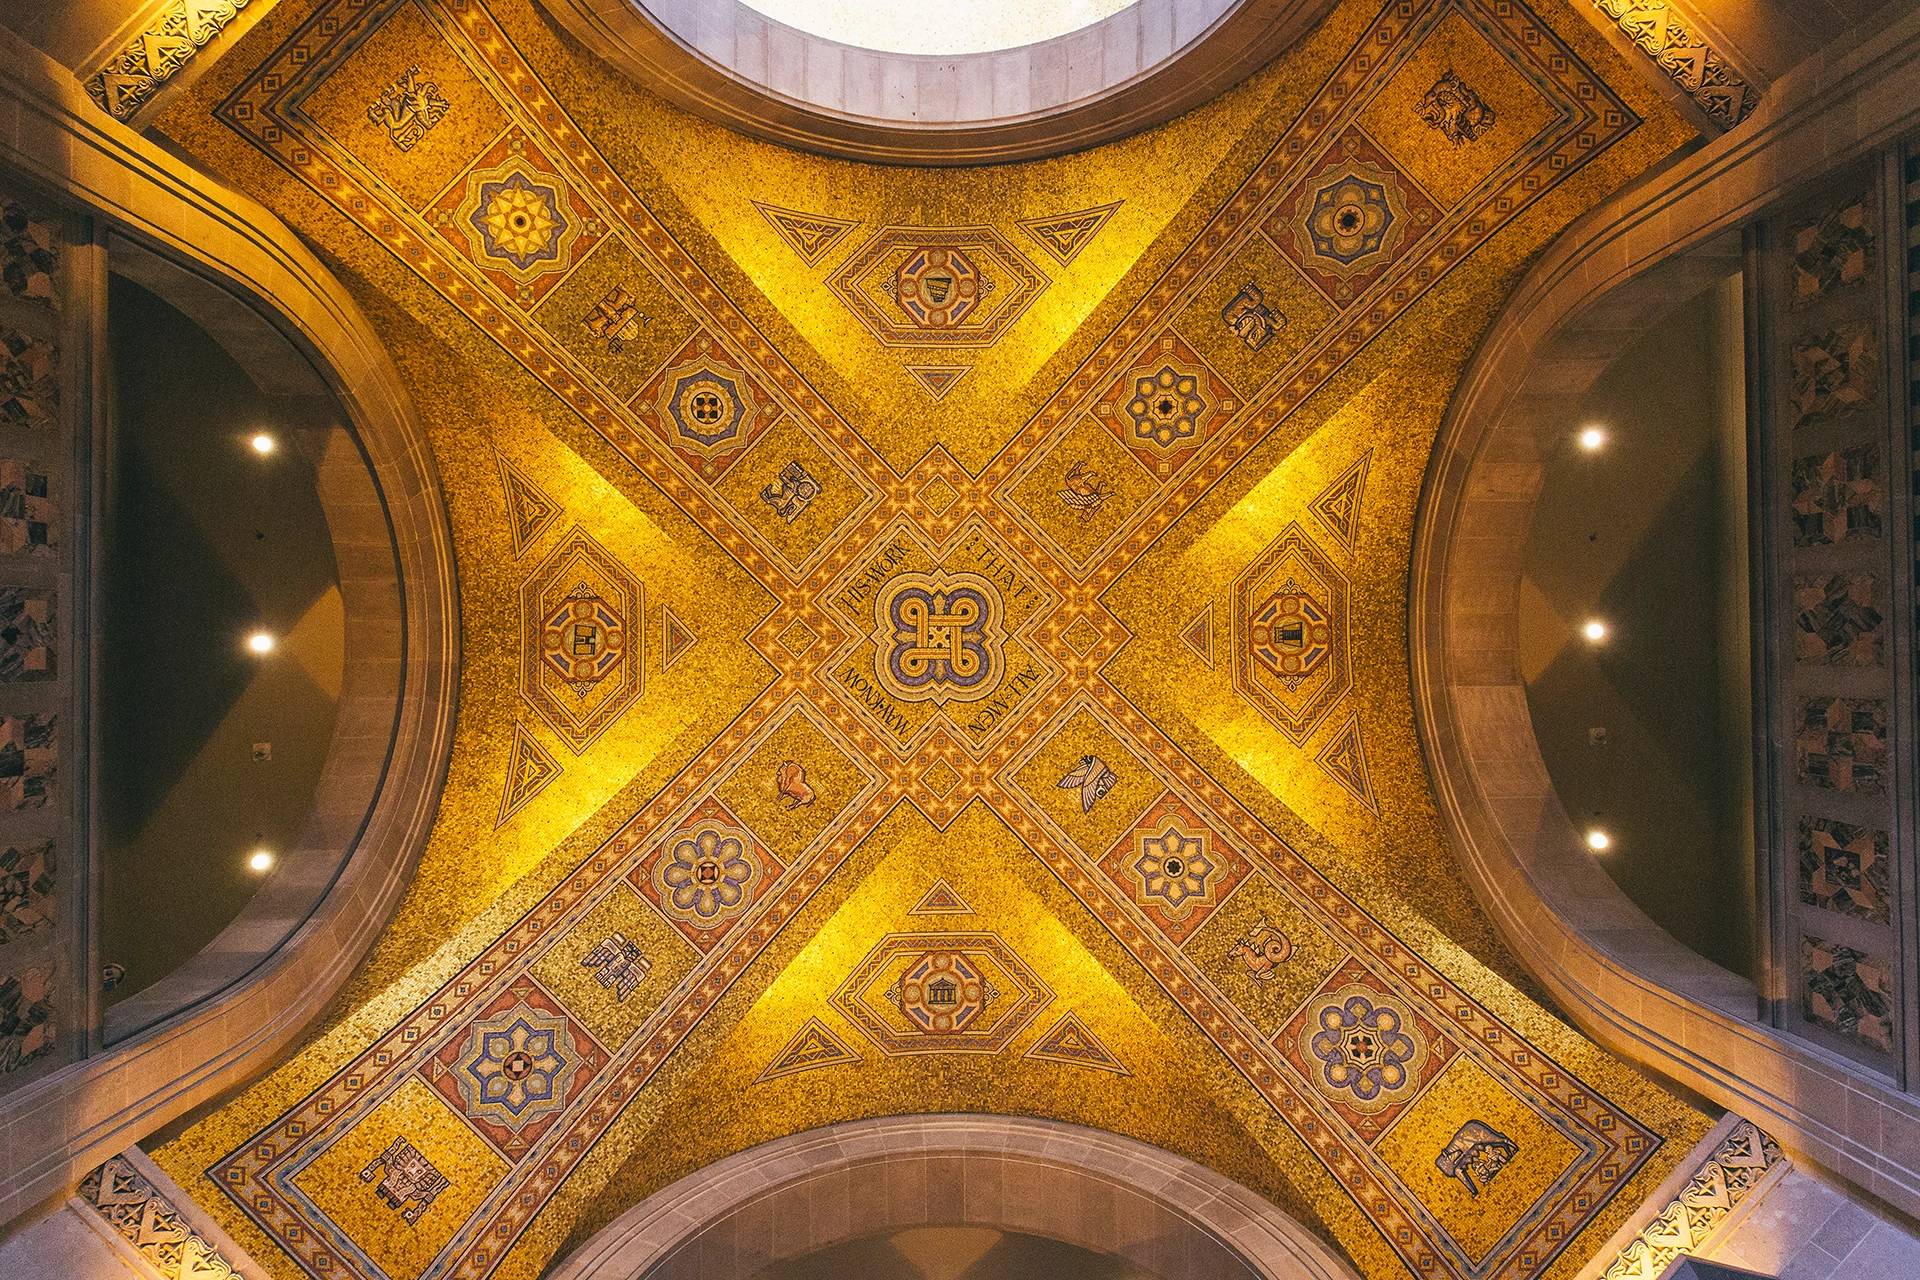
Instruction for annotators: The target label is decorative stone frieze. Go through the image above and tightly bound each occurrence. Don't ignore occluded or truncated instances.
[78,1155,249,1279]
[85,0,251,123]
[1592,1,1754,130]
[1597,1121,1785,1279]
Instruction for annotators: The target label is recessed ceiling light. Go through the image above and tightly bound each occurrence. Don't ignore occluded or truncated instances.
[1586,829,1610,851]
[249,850,274,872]
[1582,620,1607,642]
[1578,428,1605,450]
[251,434,276,454]
[249,632,275,653]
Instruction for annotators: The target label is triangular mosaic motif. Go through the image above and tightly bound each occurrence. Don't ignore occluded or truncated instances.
[753,202,860,267]
[661,604,697,674]
[905,364,971,401]
[496,453,562,558]
[1181,601,1215,669]
[1016,201,1123,267]
[1309,451,1372,551]
[1022,1011,1129,1075]
[908,878,974,916]
[1315,712,1378,814]
[756,1016,862,1083]
[495,721,562,828]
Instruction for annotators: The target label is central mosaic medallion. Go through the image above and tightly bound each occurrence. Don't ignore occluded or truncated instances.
[893,247,981,330]
[822,517,1058,753]
[874,569,1006,705]
[833,931,1052,1054]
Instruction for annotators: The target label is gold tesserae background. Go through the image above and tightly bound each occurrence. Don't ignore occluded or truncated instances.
[142,0,1708,1278]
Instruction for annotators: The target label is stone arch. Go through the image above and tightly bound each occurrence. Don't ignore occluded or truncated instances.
[548,1115,1359,1280]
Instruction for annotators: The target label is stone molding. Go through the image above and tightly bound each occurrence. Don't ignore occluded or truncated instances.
[1578,1114,1789,1280]
[547,1114,1361,1280]
[74,1147,263,1279]
[83,0,252,123]
[1586,1,1754,131]
[1408,3,1920,1221]
[536,0,1344,166]
[0,25,458,1229]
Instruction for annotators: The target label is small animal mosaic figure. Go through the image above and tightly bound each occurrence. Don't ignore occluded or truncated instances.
[1222,281,1284,351]
[775,758,815,810]
[1227,915,1293,980]
[761,460,822,524]
[582,285,647,353]
[1057,754,1118,814]
[366,67,450,152]
[580,930,651,1002]
[359,1137,450,1225]
[1057,459,1114,522]
[1434,1120,1519,1197]
[100,963,125,993]
[1418,69,1496,147]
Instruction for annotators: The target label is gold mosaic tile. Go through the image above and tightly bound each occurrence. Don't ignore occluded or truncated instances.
[712,705,874,863]
[527,882,699,1050]
[293,1075,510,1280]
[298,0,507,211]
[1376,1056,1583,1264]
[142,0,1711,1275]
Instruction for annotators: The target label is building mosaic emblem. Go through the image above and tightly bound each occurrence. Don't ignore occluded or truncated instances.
[873,569,1007,705]
[1231,523,1350,745]
[829,226,1048,347]
[833,931,1052,1055]
[520,528,643,752]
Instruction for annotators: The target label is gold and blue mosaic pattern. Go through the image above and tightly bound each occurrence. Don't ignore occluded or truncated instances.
[165,0,1710,1276]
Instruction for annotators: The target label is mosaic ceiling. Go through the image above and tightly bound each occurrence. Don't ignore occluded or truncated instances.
[148,0,1710,1277]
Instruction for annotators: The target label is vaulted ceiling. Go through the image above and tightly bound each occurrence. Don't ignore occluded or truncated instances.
[145,1,1711,1277]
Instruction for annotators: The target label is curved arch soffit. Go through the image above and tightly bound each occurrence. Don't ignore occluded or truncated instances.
[0,28,458,1224]
[549,1115,1360,1280]
[1408,9,1920,1222]
[535,0,1344,165]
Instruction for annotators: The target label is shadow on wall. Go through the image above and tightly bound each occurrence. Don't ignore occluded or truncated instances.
[1518,274,1754,978]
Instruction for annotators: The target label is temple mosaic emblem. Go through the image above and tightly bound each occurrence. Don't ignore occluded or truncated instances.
[520,528,643,752]
[1231,522,1350,745]
[367,66,449,151]
[833,931,1052,1055]
[829,226,1047,347]
[358,1139,448,1224]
